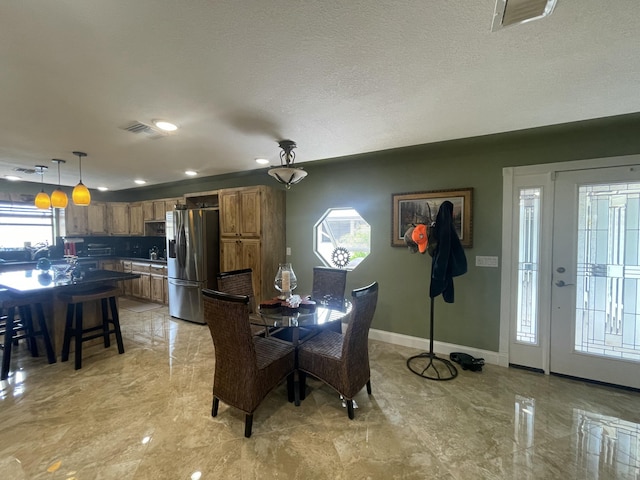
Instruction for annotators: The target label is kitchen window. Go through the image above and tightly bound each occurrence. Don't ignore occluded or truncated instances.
[0,201,54,249]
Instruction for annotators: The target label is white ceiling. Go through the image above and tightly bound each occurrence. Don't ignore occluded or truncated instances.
[1,0,639,191]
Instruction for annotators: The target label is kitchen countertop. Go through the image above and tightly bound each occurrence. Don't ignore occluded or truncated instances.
[0,257,167,270]
[0,269,140,294]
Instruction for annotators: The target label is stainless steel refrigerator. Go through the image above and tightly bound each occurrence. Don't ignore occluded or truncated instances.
[166,208,219,324]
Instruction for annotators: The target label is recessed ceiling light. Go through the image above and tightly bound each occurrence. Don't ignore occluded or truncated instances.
[97,186,109,191]
[185,170,197,176]
[134,179,146,185]
[255,158,270,165]
[4,175,21,181]
[153,120,178,132]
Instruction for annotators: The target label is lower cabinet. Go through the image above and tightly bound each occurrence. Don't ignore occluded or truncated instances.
[122,260,167,304]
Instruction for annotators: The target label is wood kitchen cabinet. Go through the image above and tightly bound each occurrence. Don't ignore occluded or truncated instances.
[150,263,167,304]
[121,260,132,296]
[219,185,285,303]
[65,203,89,236]
[87,202,108,235]
[108,203,130,235]
[129,203,144,236]
[130,262,151,300]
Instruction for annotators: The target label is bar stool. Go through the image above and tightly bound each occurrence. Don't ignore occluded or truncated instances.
[59,286,124,370]
[1,291,56,381]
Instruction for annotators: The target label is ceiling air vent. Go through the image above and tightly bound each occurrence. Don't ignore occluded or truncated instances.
[492,0,558,31]
[13,167,37,175]
[119,121,169,140]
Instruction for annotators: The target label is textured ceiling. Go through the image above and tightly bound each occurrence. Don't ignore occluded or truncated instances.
[1,0,639,190]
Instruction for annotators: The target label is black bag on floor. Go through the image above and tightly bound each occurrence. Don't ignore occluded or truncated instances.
[449,352,484,372]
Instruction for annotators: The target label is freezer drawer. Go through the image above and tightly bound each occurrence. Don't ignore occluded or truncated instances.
[168,278,206,324]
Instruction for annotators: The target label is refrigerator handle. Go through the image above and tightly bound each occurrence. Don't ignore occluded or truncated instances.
[177,214,187,267]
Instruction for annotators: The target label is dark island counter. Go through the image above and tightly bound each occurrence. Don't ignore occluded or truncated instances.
[0,269,140,357]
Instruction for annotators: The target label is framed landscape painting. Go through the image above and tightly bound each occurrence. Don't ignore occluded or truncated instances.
[391,188,473,248]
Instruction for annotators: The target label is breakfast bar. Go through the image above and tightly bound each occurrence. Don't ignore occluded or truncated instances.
[0,269,140,359]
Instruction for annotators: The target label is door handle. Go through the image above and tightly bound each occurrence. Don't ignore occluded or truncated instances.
[555,280,574,287]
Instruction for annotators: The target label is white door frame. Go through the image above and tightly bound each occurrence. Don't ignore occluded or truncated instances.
[499,154,640,370]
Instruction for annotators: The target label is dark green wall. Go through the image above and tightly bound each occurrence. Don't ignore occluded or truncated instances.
[3,113,640,351]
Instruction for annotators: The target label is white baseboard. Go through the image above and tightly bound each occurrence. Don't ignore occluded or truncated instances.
[368,328,502,366]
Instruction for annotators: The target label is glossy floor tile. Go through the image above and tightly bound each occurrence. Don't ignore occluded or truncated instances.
[1,301,639,479]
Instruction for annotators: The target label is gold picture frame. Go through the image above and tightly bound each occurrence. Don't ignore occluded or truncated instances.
[392,188,473,248]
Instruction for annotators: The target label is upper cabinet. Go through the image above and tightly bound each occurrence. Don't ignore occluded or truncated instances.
[219,185,285,303]
[87,202,108,235]
[108,203,130,235]
[129,203,144,236]
[219,187,261,237]
[65,203,89,236]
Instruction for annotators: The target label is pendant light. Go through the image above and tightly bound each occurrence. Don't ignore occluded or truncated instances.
[50,159,68,209]
[267,140,307,189]
[71,151,91,206]
[34,165,51,210]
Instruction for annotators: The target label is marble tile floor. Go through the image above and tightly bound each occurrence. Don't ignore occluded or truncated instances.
[1,301,639,480]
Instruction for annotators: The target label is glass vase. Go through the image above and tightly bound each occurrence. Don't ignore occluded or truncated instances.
[274,263,297,300]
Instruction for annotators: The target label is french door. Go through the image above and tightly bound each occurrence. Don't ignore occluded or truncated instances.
[503,159,640,390]
[550,166,640,389]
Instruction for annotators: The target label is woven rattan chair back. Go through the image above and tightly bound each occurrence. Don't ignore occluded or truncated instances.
[297,281,379,419]
[311,267,347,306]
[202,289,295,437]
[216,268,257,313]
[341,281,379,388]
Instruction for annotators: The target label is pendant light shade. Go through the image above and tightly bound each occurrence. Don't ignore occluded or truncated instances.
[51,159,68,209]
[72,151,91,206]
[268,140,307,189]
[34,165,51,210]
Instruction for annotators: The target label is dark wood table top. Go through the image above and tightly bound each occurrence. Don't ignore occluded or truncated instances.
[0,269,140,294]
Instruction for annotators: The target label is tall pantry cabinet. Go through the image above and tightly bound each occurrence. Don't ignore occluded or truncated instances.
[219,185,285,303]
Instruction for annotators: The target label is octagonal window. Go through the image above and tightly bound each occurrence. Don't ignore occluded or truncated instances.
[314,208,371,271]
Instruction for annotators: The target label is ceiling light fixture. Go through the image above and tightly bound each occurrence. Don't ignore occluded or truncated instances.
[4,175,21,181]
[34,165,51,210]
[184,170,197,176]
[50,159,68,209]
[153,120,178,132]
[134,179,146,185]
[255,158,269,165]
[72,151,91,206]
[267,140,307,189]
[97,186,109,192]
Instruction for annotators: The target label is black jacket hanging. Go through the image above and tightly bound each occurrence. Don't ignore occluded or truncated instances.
[429,201,467,302]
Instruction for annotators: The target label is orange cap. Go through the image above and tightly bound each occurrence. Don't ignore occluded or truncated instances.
[411,224,428,253]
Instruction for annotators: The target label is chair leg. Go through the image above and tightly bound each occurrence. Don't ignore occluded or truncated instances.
[19,305,39,357]
[74,303,83,370]
[299,371,306,402]
[366,380,372,395]
[34,303,56,364]
[101,298,110,348]
[347,399,355,420]
[287,373,294,403]
[212,396,219,417]
[109,296,125,354]
[1,307,16,380]
[244,414,253,438]
[61,303,75,362]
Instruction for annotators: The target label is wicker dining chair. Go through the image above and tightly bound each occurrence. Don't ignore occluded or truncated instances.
[202,289,296,438]
[216,268,270,336]
[298,281,379,419]
[311,266,348,333]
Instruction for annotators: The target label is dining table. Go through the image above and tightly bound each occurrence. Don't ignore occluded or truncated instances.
[0,268,140,357]
[256,296,353,405]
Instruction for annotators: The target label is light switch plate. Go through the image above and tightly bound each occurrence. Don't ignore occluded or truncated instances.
[476,256,499,267]
[286,247,291,256]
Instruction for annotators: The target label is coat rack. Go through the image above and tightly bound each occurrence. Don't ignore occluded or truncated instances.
[404,200,467,381]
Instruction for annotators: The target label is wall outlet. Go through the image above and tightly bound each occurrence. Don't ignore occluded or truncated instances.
[475,256,499,268]
[286,247,291,256]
